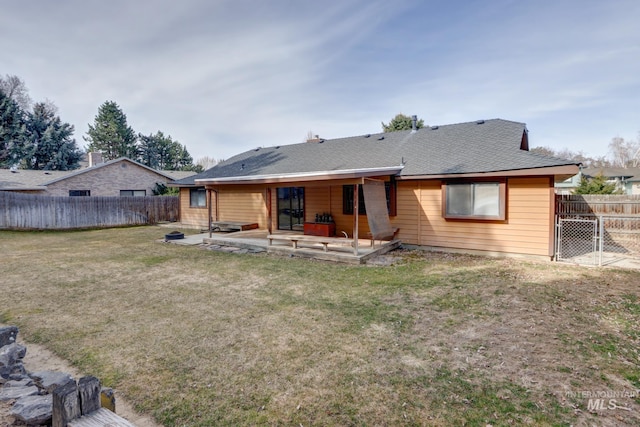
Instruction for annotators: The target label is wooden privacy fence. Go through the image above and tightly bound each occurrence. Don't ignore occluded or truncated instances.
[0,192,179,230]
[556,194,640,217]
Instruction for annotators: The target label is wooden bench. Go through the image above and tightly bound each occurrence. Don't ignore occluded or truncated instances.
[204,221,259,233]
[267,234,353,253]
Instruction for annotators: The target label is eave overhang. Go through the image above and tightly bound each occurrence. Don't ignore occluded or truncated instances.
[397,164,580,181]
[0,186,47,191]
[195,165,404,186]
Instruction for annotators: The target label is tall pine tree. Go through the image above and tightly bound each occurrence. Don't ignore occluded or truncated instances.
[84,101,137,161]
[138,131,201,171]
[0,89,29,168]
[25,102,82,170]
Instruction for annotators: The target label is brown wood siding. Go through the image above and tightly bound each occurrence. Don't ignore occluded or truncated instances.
[392,181,420,243]
[179,176,555,256]
[304,186,331,223]
[218,185,268,227]
[415,177,554,256]
[179,188,209,227]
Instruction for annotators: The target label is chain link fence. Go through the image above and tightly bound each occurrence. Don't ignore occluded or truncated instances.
[556,215,640,268]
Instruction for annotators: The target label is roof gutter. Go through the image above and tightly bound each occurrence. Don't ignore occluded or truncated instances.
[195,165,404,185]
[397,164,580,180]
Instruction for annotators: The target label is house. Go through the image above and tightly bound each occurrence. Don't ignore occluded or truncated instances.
[0,156,195,196]
[173,119,579,259]
[555,167,640,195]
[580,167,640,195]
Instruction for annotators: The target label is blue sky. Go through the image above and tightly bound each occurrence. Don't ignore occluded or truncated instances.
[2,0,639,162]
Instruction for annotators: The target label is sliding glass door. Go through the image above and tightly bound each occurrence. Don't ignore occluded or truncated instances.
[277,187,305,231]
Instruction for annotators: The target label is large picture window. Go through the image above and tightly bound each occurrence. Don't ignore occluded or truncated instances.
[343,178,397,216]
[190,187,207,208]
[443,180,506,220]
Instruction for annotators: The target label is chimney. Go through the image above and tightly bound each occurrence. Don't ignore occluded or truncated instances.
[411,115,418,133]
[88,152,103,167]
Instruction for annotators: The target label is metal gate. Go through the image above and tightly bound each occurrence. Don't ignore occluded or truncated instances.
[555,217,598,265]
[556,215,640,268]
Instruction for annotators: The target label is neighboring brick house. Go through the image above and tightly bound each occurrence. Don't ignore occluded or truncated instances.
[0,157,195,196]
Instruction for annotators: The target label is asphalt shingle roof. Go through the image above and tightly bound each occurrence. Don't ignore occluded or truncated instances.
[0,169,73,190]
[175,119,578,185]
[1,158,198,190]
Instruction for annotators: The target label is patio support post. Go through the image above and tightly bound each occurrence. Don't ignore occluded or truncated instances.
[353,183,359,255]
[266,187,272,235]
[207,188,212,238]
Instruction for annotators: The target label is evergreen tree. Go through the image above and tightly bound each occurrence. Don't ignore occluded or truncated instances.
[0,89,28,168]
[25,102,82,170]
[84,101,137,160]
[573,174,623,195]
[138,131,201,171]
[382,113,424,132]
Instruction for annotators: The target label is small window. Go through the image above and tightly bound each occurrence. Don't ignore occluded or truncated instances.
[120,190,146,197]
[190,187,207,208]
[342,178,397,216]
[443,181,506,220]
[69,190,90,197]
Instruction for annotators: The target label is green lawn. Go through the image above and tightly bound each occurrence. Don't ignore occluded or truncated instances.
[1,226,639,426]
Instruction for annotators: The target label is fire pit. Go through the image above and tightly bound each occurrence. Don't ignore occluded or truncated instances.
[165,231,185,240]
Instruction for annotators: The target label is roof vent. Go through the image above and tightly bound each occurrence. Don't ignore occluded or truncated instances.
[254,147,261,151]
[378,136,385,140]
[10,169,18,173]
[431,125,439,130]
[364,134,370,138]
[275,146,280,149]
[44,172,51,175]
[476,119,485,124]
[318,139,325,143]
[241,163,245,170]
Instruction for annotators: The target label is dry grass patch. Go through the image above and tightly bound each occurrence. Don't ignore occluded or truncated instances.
[1,227,639,426]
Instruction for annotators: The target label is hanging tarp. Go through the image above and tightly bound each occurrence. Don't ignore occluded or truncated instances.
[362,179,395,239]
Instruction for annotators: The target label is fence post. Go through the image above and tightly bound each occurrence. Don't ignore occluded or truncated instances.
[598,215,603,267]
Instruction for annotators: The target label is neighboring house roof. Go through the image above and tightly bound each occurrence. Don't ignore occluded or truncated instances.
[0,169,74,191]
[175,119,579,186]
[0,157,197,191]
[42,157,179,185]
[163,170,198,180]
[582,167,640,180]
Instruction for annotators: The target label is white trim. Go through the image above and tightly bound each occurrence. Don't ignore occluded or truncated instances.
[195,165,404,185]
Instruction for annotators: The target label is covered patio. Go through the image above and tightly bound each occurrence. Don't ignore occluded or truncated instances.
[206,229,400,264]
[165,228,401,264]
[193,166,403,263]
